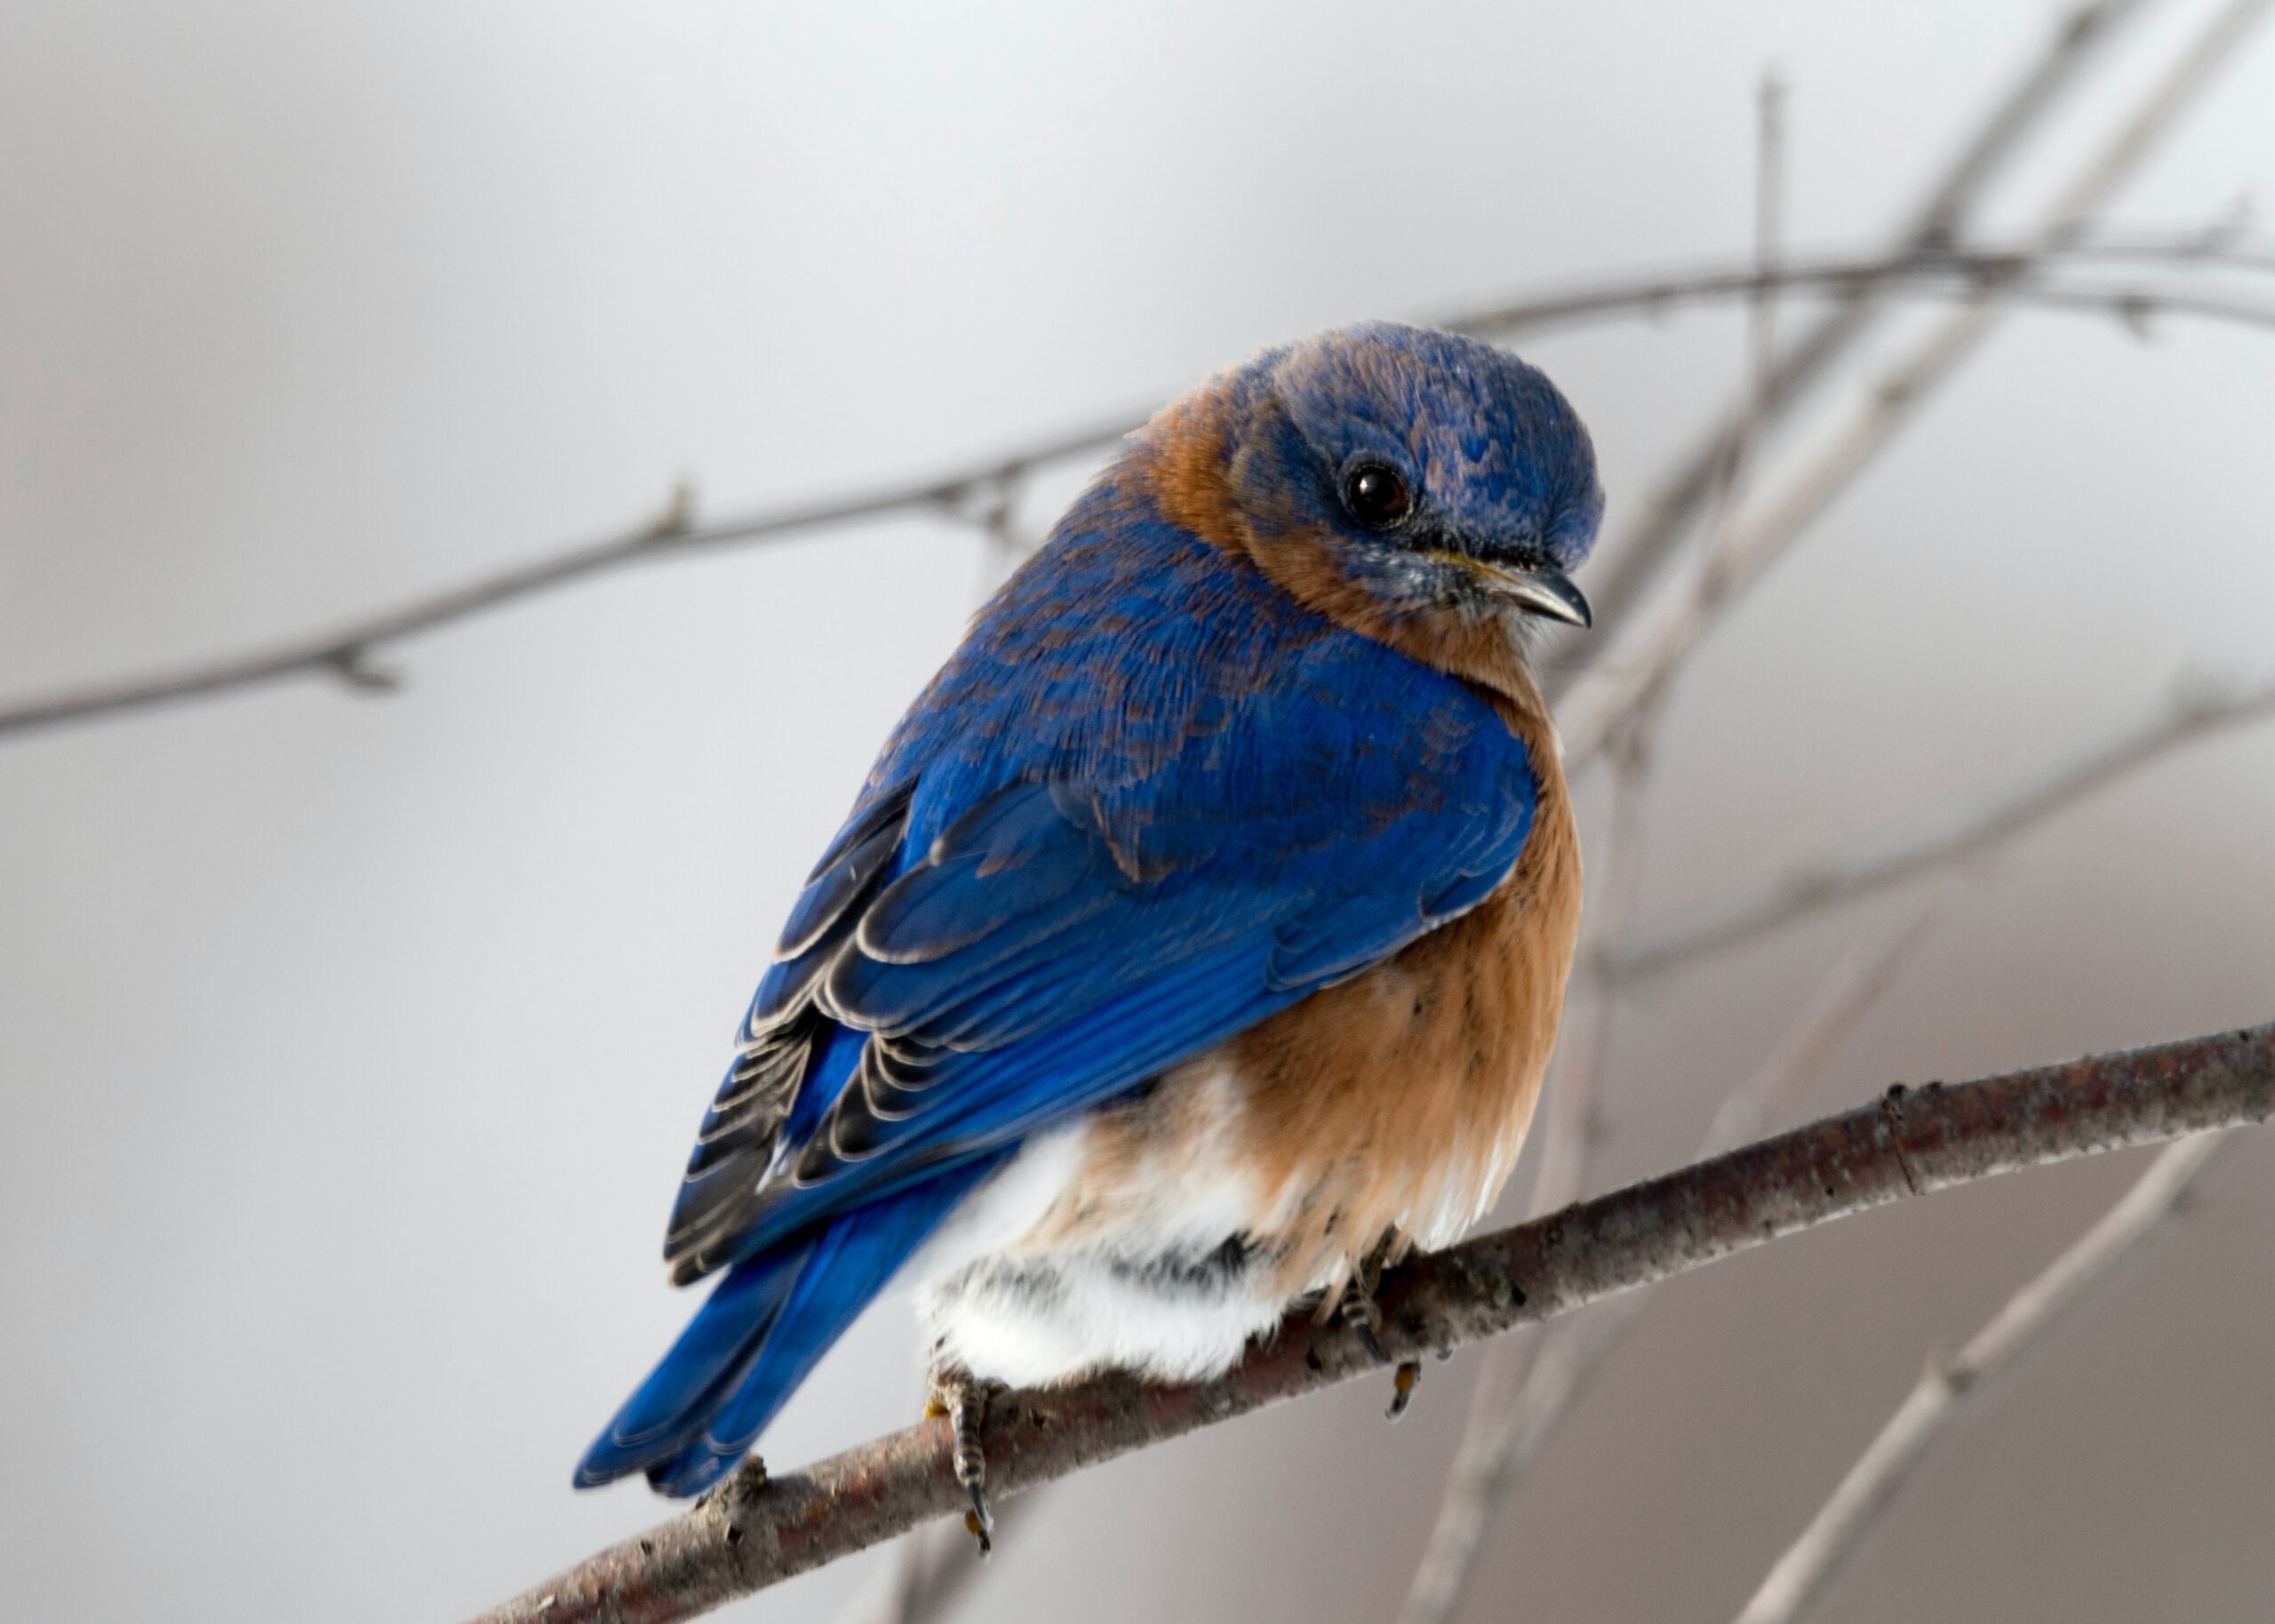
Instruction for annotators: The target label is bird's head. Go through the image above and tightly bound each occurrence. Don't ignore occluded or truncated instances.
[1145,322,1603,669]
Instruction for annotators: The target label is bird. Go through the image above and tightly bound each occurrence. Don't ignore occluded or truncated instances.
[573,322,1603,1541]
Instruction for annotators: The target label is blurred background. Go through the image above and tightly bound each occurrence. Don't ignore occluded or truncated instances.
[4,2,2272,1620]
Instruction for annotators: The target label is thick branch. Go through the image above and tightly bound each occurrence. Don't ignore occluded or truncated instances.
[470,1020,2273,1624]
[1609,676,2275,981]
[4,243,2272,745]
[1732,1126,2237,1624]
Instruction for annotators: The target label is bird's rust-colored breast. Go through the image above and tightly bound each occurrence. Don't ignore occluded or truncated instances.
[1226,689,1579,1288]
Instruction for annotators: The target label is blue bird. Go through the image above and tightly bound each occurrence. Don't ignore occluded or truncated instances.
[575,322,1603,1534]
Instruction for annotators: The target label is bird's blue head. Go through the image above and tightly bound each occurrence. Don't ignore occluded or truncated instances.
[1184,322,1603,636]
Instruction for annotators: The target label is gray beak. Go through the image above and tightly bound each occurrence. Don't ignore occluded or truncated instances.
[1500,566,1592,628]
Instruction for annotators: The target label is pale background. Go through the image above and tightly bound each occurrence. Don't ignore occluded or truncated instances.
[3,3,2272,1620]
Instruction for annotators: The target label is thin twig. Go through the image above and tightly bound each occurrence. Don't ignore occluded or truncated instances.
[1732,1126,2239,1624]
[1750,71,1787,426]
[0,437,1113,739]
[468,1020,2274,1624]
[1396,906,1946,1624]
[1445,241,2275,343]
[1539,0,2160,696]
[1401,76,1792,1623]
[1553,0,2272,772]
[1609,674,2275,981]
[5,249,2275,745]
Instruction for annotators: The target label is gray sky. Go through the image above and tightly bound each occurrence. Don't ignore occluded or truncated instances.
[4,3,2272,1620]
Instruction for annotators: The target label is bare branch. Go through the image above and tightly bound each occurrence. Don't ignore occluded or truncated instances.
[1397,906,1942,1624]
[1610,675,2275,981]
[1444,241,2275,345]
[5,241,2274,747]
[466,1020,2274,1624]
[1551,0,2273,765]
[0,432,1122,739]
[1731,1126,2239,1624]
[1539,0,2160,695]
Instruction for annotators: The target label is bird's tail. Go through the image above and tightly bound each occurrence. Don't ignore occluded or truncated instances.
[574,1162,994,1497]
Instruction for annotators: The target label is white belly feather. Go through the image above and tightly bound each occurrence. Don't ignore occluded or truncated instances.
[891,1061,1298,1388]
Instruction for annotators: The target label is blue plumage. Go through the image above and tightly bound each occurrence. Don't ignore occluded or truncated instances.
[576,322,1603,1497]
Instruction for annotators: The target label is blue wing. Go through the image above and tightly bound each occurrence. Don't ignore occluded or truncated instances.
[578,474,1539,1493]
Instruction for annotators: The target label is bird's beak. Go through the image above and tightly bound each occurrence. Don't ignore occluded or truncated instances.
[1470,560,1592,628]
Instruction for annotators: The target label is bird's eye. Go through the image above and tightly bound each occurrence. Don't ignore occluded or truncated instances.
[1343,463,1412,528]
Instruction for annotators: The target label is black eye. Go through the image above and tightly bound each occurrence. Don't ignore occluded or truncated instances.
[1343,463,1411,528]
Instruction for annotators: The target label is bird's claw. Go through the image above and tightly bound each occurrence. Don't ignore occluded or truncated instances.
[1339,1276,1422,1420]
[1385,1359,1422,1421]
[933,1373,1002,1559]
[1339,1277,1389,1359]
[964,1485,994,1557]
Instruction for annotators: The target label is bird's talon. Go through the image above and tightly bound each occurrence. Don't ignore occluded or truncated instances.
[937,1373,1000,1556]
[1386,1359,1422,1421]
[1339,1278,1393,1366]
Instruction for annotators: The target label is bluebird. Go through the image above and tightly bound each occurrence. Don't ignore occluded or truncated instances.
[574,322,1602,1539]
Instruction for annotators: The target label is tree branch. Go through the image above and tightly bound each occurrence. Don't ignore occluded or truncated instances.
[0,424,1123,741]
[5,241,2272,745]
[1731,1126,2239,1624]
[1446,240,2275,344]
[468,1020,2274,1624]
[1608,674,2275,981]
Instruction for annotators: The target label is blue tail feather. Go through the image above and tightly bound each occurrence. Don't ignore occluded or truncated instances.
[572,1238,817,1485]
[576,1158,1002,1497]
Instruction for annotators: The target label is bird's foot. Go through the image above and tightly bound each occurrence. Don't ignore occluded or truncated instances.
[1337,1277,1423,1421]
[1339,1276,1392,1364]
[928,1373,1004,1557]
